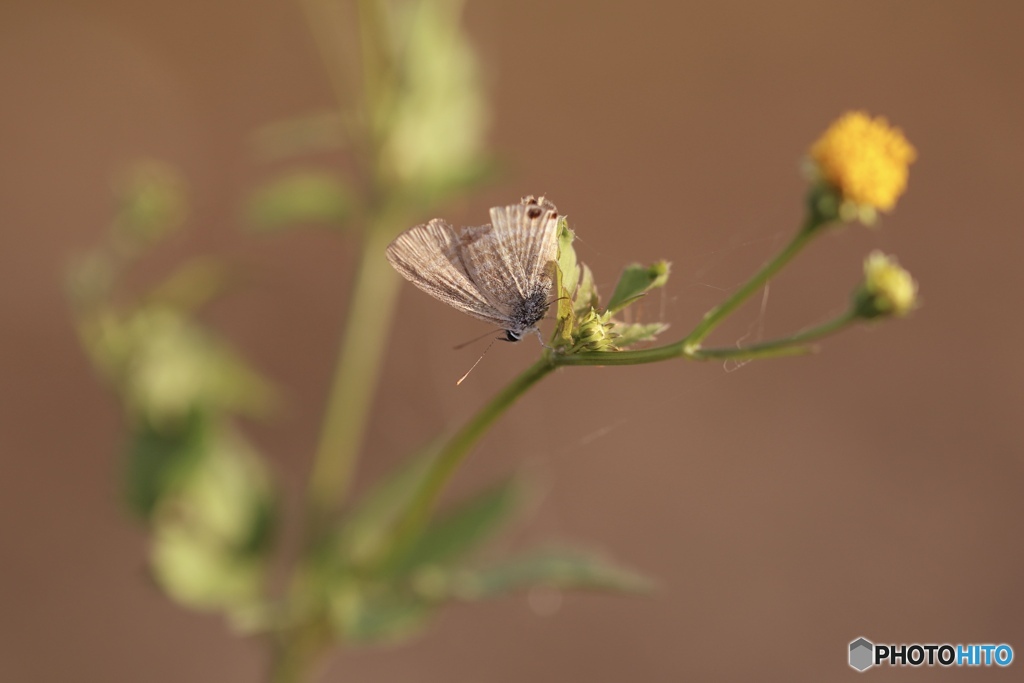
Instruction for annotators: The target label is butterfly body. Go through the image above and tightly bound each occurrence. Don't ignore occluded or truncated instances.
[386,196,560,343]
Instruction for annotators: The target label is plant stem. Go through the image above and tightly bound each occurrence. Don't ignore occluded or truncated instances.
[549,212,838,368]
[307,225,402,522]
[691,310,857,359]
[552,309,857,367]
[268,621,330,683]
[682,215,824,350]
[302,0,402,527]
[387,357,556,551]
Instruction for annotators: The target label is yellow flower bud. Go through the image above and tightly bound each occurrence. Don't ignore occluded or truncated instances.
[857,251,918,318]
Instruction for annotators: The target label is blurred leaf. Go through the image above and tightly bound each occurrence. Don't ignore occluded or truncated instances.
[150,523,265,617]
[252,110,347,161]
[144,256,230,314]
[238,486,278,559]
[112,161,187,246]
[124,408,210,519]
[448,546,655,600]
[385,476,521,576]
[199,336,278,419]
[111,308,275,427]
[382,0,488,188]
[245,170,354,232]
[605,261,671,314]
[331,584,435,645]
[149,426,276,617]
[612,321,670,349]
[402,155,501,209]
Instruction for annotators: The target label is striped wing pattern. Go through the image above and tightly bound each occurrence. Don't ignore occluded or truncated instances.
[386,218,510,328]
[457,198,559,308]
[386,196,560,330]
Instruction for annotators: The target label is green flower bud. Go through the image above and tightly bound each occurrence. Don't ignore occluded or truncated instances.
[572,309,617,353]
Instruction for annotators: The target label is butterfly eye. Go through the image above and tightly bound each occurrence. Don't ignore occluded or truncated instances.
[505,330,522,342]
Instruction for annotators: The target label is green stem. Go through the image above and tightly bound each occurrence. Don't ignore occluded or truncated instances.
[388,357,556,550]
[691,309,857,359]
[682,215,824,350]
[553,310,857,367]
[268,621,331,683]
[307,226,402,522]
[268,641,313,683]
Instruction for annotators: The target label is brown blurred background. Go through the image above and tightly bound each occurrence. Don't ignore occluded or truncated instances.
[3,1,1023,681]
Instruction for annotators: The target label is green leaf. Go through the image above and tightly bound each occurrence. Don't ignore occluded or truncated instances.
[333,586,435,645]
[553,218,578,346]
[115,309,277,427]
[447,546,656,600]
[144,256,229,314]
[573,263,600,318]
[557,218,580,298]
[148,425,276,618]
[150,522,266,617]
[605,261,671,314]
[245,170,354,233]
[384,476,521,576]
[612,321,670,349]
[123,408,210,519]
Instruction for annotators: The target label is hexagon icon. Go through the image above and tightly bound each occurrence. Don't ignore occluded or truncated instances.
[849,637,874,672]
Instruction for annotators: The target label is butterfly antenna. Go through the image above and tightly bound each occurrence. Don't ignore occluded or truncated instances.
[456,338,497,385]
[453,327,503,351]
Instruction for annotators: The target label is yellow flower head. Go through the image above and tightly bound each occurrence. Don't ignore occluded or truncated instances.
[862,251,918,317]
[811,111,916,212]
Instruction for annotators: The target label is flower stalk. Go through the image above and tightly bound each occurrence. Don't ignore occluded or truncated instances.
[385,357,556,555]
[681,213,825,352]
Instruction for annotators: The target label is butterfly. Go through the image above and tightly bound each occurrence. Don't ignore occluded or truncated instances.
[386,196,560,344]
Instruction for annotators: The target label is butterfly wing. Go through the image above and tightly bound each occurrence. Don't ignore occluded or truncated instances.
[457,197,560,309]
[386,218,512,328]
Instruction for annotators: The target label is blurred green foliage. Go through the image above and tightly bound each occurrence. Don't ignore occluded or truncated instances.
[246,170,355,232]
[68,3,651,681]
